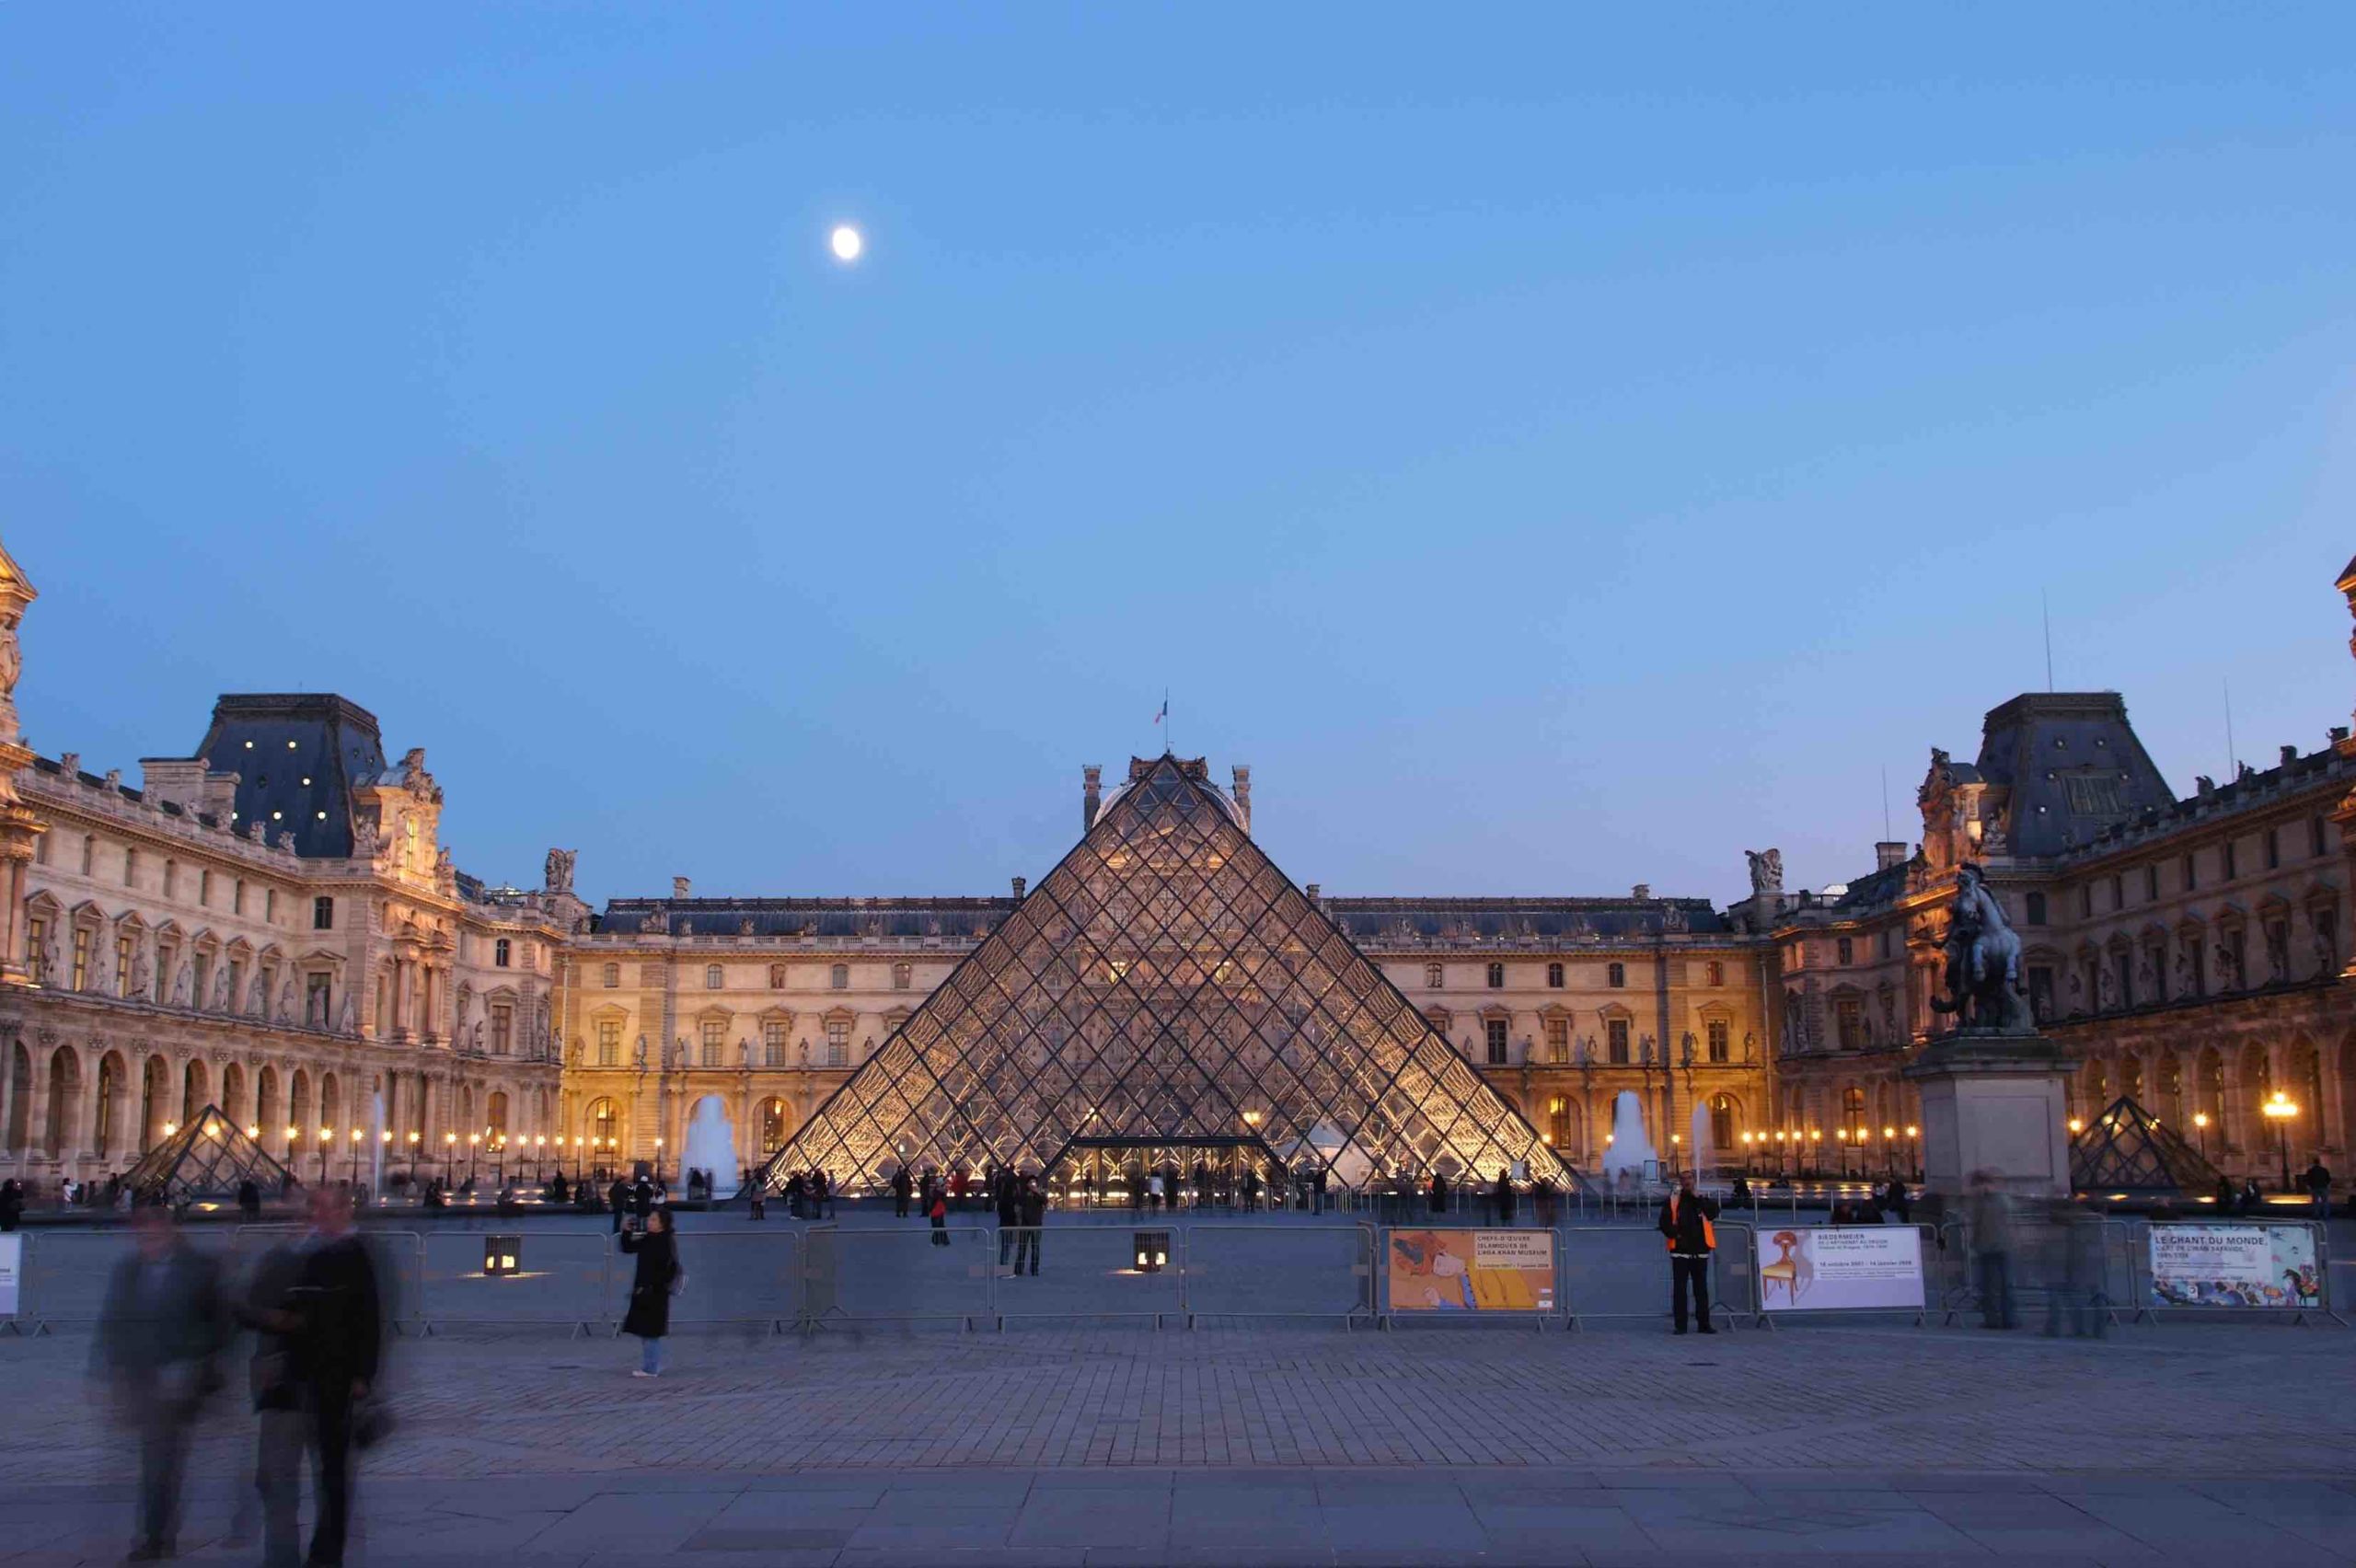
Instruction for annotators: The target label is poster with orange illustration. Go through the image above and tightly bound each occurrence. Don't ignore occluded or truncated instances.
[1387,1228,1554,1312]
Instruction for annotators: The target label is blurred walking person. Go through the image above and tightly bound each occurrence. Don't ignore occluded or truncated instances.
[619,1207,680,1378]
[1492,1170,1517,1227]
[279,1184,384,1567]
[1657,1170,1718,1334]
[0,1176,21,1230]
[94,1205,227,1562]
[235,1232,309,1568]
[997,1171,1022,1273]
[1967,1170,2017,1330]
[928,1184,950,1245]
[892,1164,913,1218]
[1013,1176,1046,1276]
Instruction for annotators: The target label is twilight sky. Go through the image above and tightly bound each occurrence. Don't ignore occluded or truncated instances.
[4,7,2351,908]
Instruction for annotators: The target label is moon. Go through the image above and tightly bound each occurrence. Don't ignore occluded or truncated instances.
[829,225,864,263]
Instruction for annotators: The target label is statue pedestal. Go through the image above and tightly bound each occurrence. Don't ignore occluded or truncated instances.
[1902,1033,2076,1199]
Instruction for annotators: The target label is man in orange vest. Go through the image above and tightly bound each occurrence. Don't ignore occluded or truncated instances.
[1657,1170,1720,1334]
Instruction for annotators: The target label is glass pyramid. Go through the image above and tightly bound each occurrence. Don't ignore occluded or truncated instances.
[756,755,1566,1194]
[2069,1095,2223,1198]
[120,1103,295,1205]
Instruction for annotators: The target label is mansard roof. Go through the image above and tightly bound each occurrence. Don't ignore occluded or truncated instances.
[1325,897,1730,940]
[1976,692,2176,858]
[190,693,387,859]
[595,896,1017,940]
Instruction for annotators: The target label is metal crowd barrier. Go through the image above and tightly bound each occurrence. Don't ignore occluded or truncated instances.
[1182,1223,1372,1326]
[803,1223,996,1330]
[420,1228,608,1335]
[993,1225,1184,1328]
[636,1229,803,1333]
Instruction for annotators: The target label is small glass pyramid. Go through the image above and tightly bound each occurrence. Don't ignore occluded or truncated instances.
[756,755,1565,1194]
[120,1103,296,1205]
[2069,1095,2223,1199]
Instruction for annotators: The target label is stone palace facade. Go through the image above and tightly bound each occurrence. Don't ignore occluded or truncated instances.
[5,529,2353,1193]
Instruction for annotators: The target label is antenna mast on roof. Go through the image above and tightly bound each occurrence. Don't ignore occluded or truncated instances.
[1881,764,1891,842]
[2223,675,2237,780]
[2041,589,2054,693]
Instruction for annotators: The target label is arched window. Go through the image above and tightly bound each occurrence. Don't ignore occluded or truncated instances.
[1547,1094,1573,1151]
[1841,1085,1866,1136]
[1425,963,1443,989]
[487,1090,509,1139]
[829,964,849,990]
[1710,1093,1736,1149]
[705,964,723,990]
[588,1097,619,1153]
[602,963,619,988]
[1607,962,1626,988]
[1485,963,1505,988]
[760,1098,789,1155]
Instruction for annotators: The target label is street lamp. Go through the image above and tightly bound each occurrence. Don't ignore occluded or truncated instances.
[468,1131,481,1188]
[1807,1128,1821,1177]
[654,1136,665,1184]
[1669,1132,1681,1177]
[444,1131,456,1186]
[1882,1126,1898,1176]
[349,1126,364,1186]
[534,1134,546,1185]
[2261,1091,2298,1193]
[1905,1124,1920,1180]
[318,1125,333,1185]
[406,1130,421,1190]
[2192,1111,2211,1161]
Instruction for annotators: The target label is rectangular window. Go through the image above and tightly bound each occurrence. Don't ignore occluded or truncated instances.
[700,1020,723,1066]
[1706,960,1725,986]
[191,951,211,1009]
[2314,815,2330,859]
[265,888,277,922]
[1545,962,1564,988]
[1607,962,1625,988]
[31,831,46,866]
[115,934,133,997]
[825,1018,850,1066]
[2109,873,2123,910]
[313,896,333,930]
[893,963,911,990]
[1606,1018,1629,1063]
[494,939,512,968]
[26,917,46,984]
[2223,840,2238,881]
[2144,864,2159,902]
[1485,963,1505,988]
[72,927,91,990]
[200,869,213,907]
[1835,996,1863,1050]
[491,1003,513,1055]
[763,1020,787,1066]
[81,836,94,875]
[1543,1017,1569,1062]
[603,963,619,988]
[233,880,246,916]
[1836,937,1853,965]
[1706,1019,1729,1062]
[705,964,723,989]
[2264,827,2280,870]
[123,847,137,887]
[162,860,176,898]
[2183,854,2197,893]
[1484,1018,1508,1065]
[596,1020,620,1066]
[2078,884,2092,919]
[829,964,849,990]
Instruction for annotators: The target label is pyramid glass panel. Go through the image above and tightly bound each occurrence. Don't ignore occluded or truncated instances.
[754,755,1566,1194]
[2069,1096,2223,1199]
[119,1103,297,1206]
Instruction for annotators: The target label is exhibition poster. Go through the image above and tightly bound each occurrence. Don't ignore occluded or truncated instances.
[1387,1228,1554,1312]
[1758,1225,1924,1311]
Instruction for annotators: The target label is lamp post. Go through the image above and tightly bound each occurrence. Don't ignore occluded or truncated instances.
[533,1134,545,1186]
[1882,1126,1898,1177]
[2261,1091,2298,1193]
[2192,1111,2211,1161]
[1807,1128,1821,1179]
[349,1127,363,1186]
[444,1131,456,1187]
[318,1125,333,1185]
[1669,1133,1681,1178]
[1772,1130,1786,1178]
[407,1131,421,1191]
[654,1136,665,1185]
[283,1125,297,1178]
[468,1132,481,1188]
[1905,1124,1920,1181]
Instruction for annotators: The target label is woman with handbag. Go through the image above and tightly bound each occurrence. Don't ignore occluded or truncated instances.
[619,1208,681,1378]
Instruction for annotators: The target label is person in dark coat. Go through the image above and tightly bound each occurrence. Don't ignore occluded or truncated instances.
[286,1184,384,1567]
[94,1205,228,1562]
[997,1173,1022,1270]
[619,1207,679,1377]
[0,1177,21,1231]
[1493,1170,1517,1227]
[1428,1172,1449,1215]
[236,1236,309,1568]
[1657,1170,1720,1334]
[237,1177,262,1221]
[1311,1167,1327,1215]
[927,1186,950,1245]
[608,1177,631,1232]
[1014,1177,1047,1275]
[2304,1159,2332,1220]
[633,1174,655,1219]
[892,1166,914,1218]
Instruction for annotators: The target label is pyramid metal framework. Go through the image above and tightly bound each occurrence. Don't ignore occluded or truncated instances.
[2069,1095,2223,1198]
[120,1103,295,1205]
[754,755,1566,1193]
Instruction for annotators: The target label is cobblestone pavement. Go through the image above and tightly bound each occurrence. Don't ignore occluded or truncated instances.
[2,1317,2353,1563]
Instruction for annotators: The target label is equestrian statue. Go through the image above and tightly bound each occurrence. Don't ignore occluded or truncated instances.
[1928,862,2027,1033]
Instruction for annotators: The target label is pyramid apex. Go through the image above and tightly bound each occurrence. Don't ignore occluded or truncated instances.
[1129,754,1207,781]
